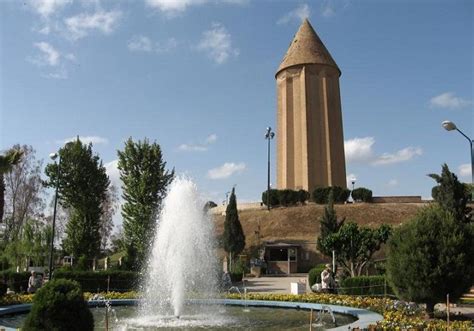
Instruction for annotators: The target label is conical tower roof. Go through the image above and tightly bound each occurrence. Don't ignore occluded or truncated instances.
[276,19,340,77]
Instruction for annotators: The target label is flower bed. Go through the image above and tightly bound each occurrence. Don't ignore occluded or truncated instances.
[2,292,472,330]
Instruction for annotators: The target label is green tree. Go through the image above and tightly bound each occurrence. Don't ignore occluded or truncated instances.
[317,189,345,256]
[0,148,23,223]
[118,137,174,270]
[222,188,246,268]
[45,139,109,261]
[320,222,391,277]
[429,163,471,223]
[386,206,474,314]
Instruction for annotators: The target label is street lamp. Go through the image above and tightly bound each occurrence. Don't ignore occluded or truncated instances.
[48,152,61,280]
[265,127,275,211]
[442,120,473,188]
[350,176,356,202]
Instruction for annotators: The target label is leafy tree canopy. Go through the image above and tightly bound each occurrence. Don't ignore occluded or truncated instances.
[429,163,471,223]
[320,222,391,277]
[118,137,174,270]
[45,139,109,260]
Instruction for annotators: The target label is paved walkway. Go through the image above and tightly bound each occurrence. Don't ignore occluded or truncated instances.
[242,274,309,294]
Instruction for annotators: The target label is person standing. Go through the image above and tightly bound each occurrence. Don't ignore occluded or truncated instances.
[321,264,334,293]
[27,271,41,293]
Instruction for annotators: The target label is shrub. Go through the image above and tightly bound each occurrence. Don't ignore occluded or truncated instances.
[308,264,327,287]
[297,189,310,204]
[261,189,280,207]
[54,270,139,292]
[262,189,309,207]
[386,206,474,313]
[339,275,393,296]
[351,187,373,202]
[312,186,350,204]
[22,279,93,331]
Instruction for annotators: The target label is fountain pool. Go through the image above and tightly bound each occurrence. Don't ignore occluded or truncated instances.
[0,303,357,330]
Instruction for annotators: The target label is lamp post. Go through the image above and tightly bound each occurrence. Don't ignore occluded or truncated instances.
[48,152,61,280]
[442,121,473,191]
[265,127,275,211]
[350,177,356,202]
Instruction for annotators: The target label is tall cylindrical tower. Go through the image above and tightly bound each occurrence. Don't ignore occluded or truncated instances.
[276,19,347,192]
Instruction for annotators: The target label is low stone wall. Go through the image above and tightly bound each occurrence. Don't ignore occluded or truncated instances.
[371,196,422,203]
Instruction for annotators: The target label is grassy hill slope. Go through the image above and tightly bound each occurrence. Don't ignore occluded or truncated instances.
[214,202,426,250]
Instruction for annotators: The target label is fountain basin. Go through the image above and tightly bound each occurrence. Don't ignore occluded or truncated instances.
[0,298,382,330]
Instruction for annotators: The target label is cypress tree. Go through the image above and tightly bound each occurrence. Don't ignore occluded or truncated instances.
[317,189,345,256]
[222,188,245,265]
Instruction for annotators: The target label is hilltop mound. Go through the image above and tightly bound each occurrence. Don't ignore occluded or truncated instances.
[213,203,426,261]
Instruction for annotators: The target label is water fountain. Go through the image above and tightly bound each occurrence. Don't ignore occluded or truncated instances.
[130,177,221,327]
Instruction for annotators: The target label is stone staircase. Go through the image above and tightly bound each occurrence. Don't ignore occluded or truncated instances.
[460,286,474,304]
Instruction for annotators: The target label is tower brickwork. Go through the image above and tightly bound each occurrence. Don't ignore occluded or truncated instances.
[276,19,346,192]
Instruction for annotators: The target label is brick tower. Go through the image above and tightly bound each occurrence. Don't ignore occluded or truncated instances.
[276,19,347,192]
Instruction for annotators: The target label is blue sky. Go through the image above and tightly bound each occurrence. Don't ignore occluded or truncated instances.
[1,0,472,226]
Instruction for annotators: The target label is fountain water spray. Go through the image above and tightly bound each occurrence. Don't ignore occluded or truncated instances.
[139,177,218,319]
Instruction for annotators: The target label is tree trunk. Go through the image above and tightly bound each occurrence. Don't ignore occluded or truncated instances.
[0,174,4,223]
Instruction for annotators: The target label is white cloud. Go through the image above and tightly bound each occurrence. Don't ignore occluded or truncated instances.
[128,35,153,52]
[345,136,422,166]
[32,42,61,66]
[179,133,217,152]
[44,68,68,79]
[277,3,310,25]
[388,179,399,187]
[128,36,178,54]
[372,147,422,166]
[64,10,122,40]
[205,134,217,144]
[430,92,471,109]
[207,162,246,179]
[178,144,208,152]
[59,135,109,145]
[321,3,335,17]
[344,137,375,163]
[29,0,72,18]
[196,23,239,64]
[29,42,75,79]
[156,38,179,53]
[145,0,248,17]
[459,164,471,179]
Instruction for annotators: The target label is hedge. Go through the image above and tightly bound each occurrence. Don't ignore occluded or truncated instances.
[262,189,310,207]
[0,270,32,292]
[338,275,393,296]
[54,270,140,292]
[312,186,351,204]
[308,264,327,287]
[351,187,373,202]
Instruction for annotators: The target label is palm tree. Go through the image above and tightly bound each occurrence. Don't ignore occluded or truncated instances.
[0,148,23,223]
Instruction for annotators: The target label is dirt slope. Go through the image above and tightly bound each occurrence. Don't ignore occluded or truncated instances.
[213,203,426,248]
